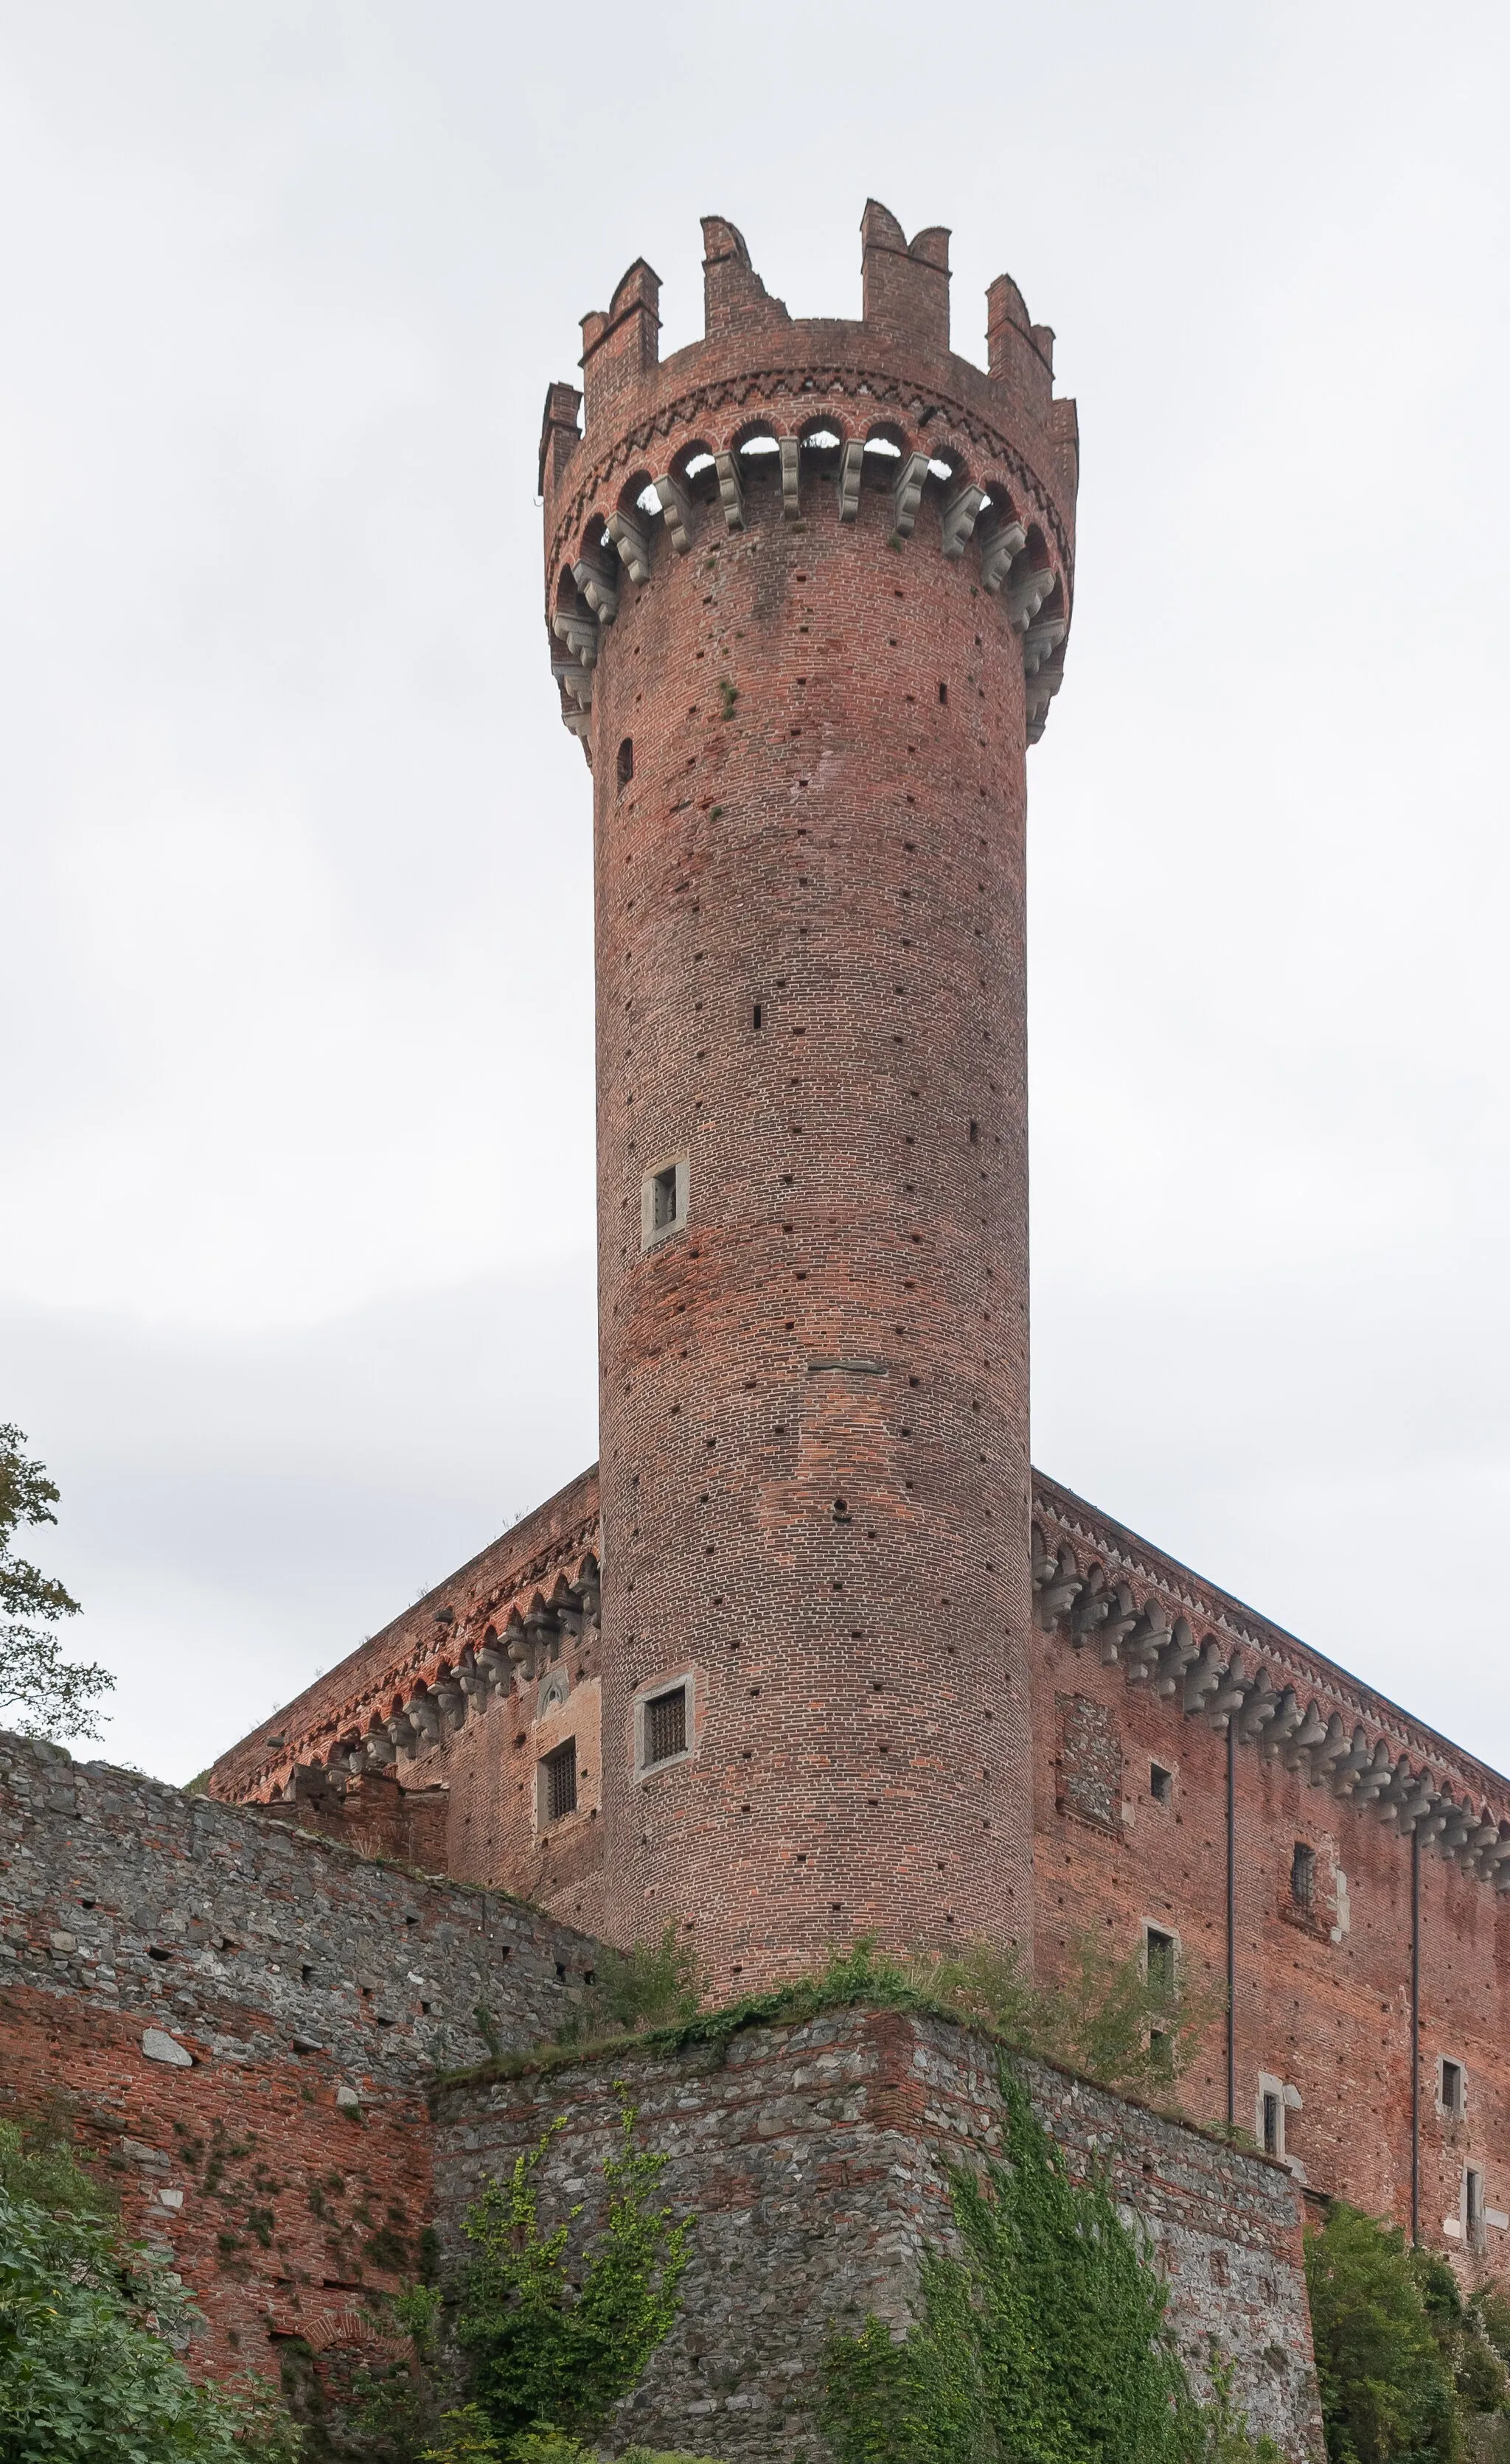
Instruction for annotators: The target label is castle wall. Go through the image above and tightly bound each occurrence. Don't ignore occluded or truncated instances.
[434,2008,1324,2464]
[0,1730,596,2383]
[1032,1479,1510,2269]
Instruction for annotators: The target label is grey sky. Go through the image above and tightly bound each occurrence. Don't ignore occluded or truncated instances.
[2,0,1506,1785]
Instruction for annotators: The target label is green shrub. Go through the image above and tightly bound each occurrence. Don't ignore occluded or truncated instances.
[420,2418,720,2464]
[821,2065,1276,2464]
[453,2104,689,2445]
[0,2117,302,2463]
[1306,2204,1462,2464]
[554,1928,703,2048]
[910,1930,1214,2095]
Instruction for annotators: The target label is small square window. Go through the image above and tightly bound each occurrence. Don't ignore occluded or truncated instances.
[644,1686,687,1767]
[641,1158,689,1249]
[1291,1843,1316,1911]
[540,1740,577,1825]
[1150,1762,1173,1805]
[1441,2059,1465,2117]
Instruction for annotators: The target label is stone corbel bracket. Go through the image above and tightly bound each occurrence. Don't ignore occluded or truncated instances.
[1032,1481,1510,1891]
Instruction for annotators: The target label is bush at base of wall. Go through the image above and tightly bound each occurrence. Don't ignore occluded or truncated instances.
[821,2065,1279,2464]
[0,2120,302,2464]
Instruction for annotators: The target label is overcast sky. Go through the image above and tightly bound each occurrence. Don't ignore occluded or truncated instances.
[2,0,1507,1787]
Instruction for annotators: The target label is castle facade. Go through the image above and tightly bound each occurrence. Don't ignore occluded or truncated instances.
[208,208,1510,2269]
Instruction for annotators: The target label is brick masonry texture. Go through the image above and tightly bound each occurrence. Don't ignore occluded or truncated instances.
[0,1729,596,2378]
[549,203,1078,1983]
[198,202,1510,2283]
[433,2007,1323,2463]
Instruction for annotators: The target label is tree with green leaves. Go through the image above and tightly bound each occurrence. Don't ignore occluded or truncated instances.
[0,2114,302,2462]
[1305,2204,1463,2464]
[0,1421,112,1741]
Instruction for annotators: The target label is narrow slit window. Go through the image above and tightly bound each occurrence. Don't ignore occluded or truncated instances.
[644,1685,687,1767]
[1291,1842,1316,1911]
[540,1740,577,1824]
[1467,2166,1484,2248]
[616,736,633,787]
[938,681,948,705]
[1145,1925,1176,1993]
[1441,2058,1465,2116]
[1150,1762,1173,1805]
[753,1002,763,1030]
[968,1118,979,1144]
[1262,2090,1284,2159]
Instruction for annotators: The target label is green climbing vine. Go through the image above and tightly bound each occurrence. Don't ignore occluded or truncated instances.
[453,2101,689,2446]
[821,2062,1278,2464]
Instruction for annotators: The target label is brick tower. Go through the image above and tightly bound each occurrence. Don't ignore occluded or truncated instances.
[540,204,1076,1988]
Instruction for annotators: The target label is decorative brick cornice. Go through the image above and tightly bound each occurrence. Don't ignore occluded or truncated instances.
[545,377,1071,755]
[206,1469,602,1810]
[1033,1472,1510,1887]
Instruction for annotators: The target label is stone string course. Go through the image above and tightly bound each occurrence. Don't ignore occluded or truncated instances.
[434,2007,1324,2464]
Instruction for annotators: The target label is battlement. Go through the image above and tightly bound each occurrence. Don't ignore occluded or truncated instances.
[540,202,1079,755]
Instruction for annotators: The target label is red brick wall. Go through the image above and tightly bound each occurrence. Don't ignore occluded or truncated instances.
[0,1731,599,2393]
[1031,1476,1510,2278]
[1,1982,431,2384]
[543,205,1077,1986]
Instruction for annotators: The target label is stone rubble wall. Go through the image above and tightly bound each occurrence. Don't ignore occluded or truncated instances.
[434,2006,1325,2464]
[0,1729,596,2379]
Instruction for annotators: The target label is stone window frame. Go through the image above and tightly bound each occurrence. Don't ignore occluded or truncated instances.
[641,1156,689,1252]
[537,1737,579,1828]
[1256,2070,1304,2176]
[1142,1919,1180,1992]
[537,1667,571,1721]
[633,1667,699,1782]
[1464,2164,1486,2253]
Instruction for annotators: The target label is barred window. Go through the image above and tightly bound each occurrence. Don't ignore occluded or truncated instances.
[644,1686,687,1767]
[1291,1842,1316,1912]
[540,1740,577,1824]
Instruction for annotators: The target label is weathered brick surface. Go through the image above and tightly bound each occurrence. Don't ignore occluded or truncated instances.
[189,199,1510,2292]
[0,1730,597,2380]
[434,2008,1323,2463]
[542,203,1078,1983]
[1031,1476,1510,2279]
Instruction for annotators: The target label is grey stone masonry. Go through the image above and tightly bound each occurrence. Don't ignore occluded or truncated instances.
[434,2006,1325,2464]
[0,1730,598,2084]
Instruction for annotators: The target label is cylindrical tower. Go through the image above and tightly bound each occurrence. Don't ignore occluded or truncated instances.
[539,203,1076,1988]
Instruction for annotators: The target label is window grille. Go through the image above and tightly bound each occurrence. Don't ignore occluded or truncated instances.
[541,1740,577,1823]
[644,1686,687,1767]
[1442,2059,1465,2117]
[1262,2090,1284,2159]
[1291,1842,1316,1911]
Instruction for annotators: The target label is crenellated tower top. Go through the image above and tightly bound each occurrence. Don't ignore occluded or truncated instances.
[540,202,1078,755]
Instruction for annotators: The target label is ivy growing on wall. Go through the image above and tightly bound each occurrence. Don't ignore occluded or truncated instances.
[821,2064,1278,2464]
[453,2101,689,2446]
